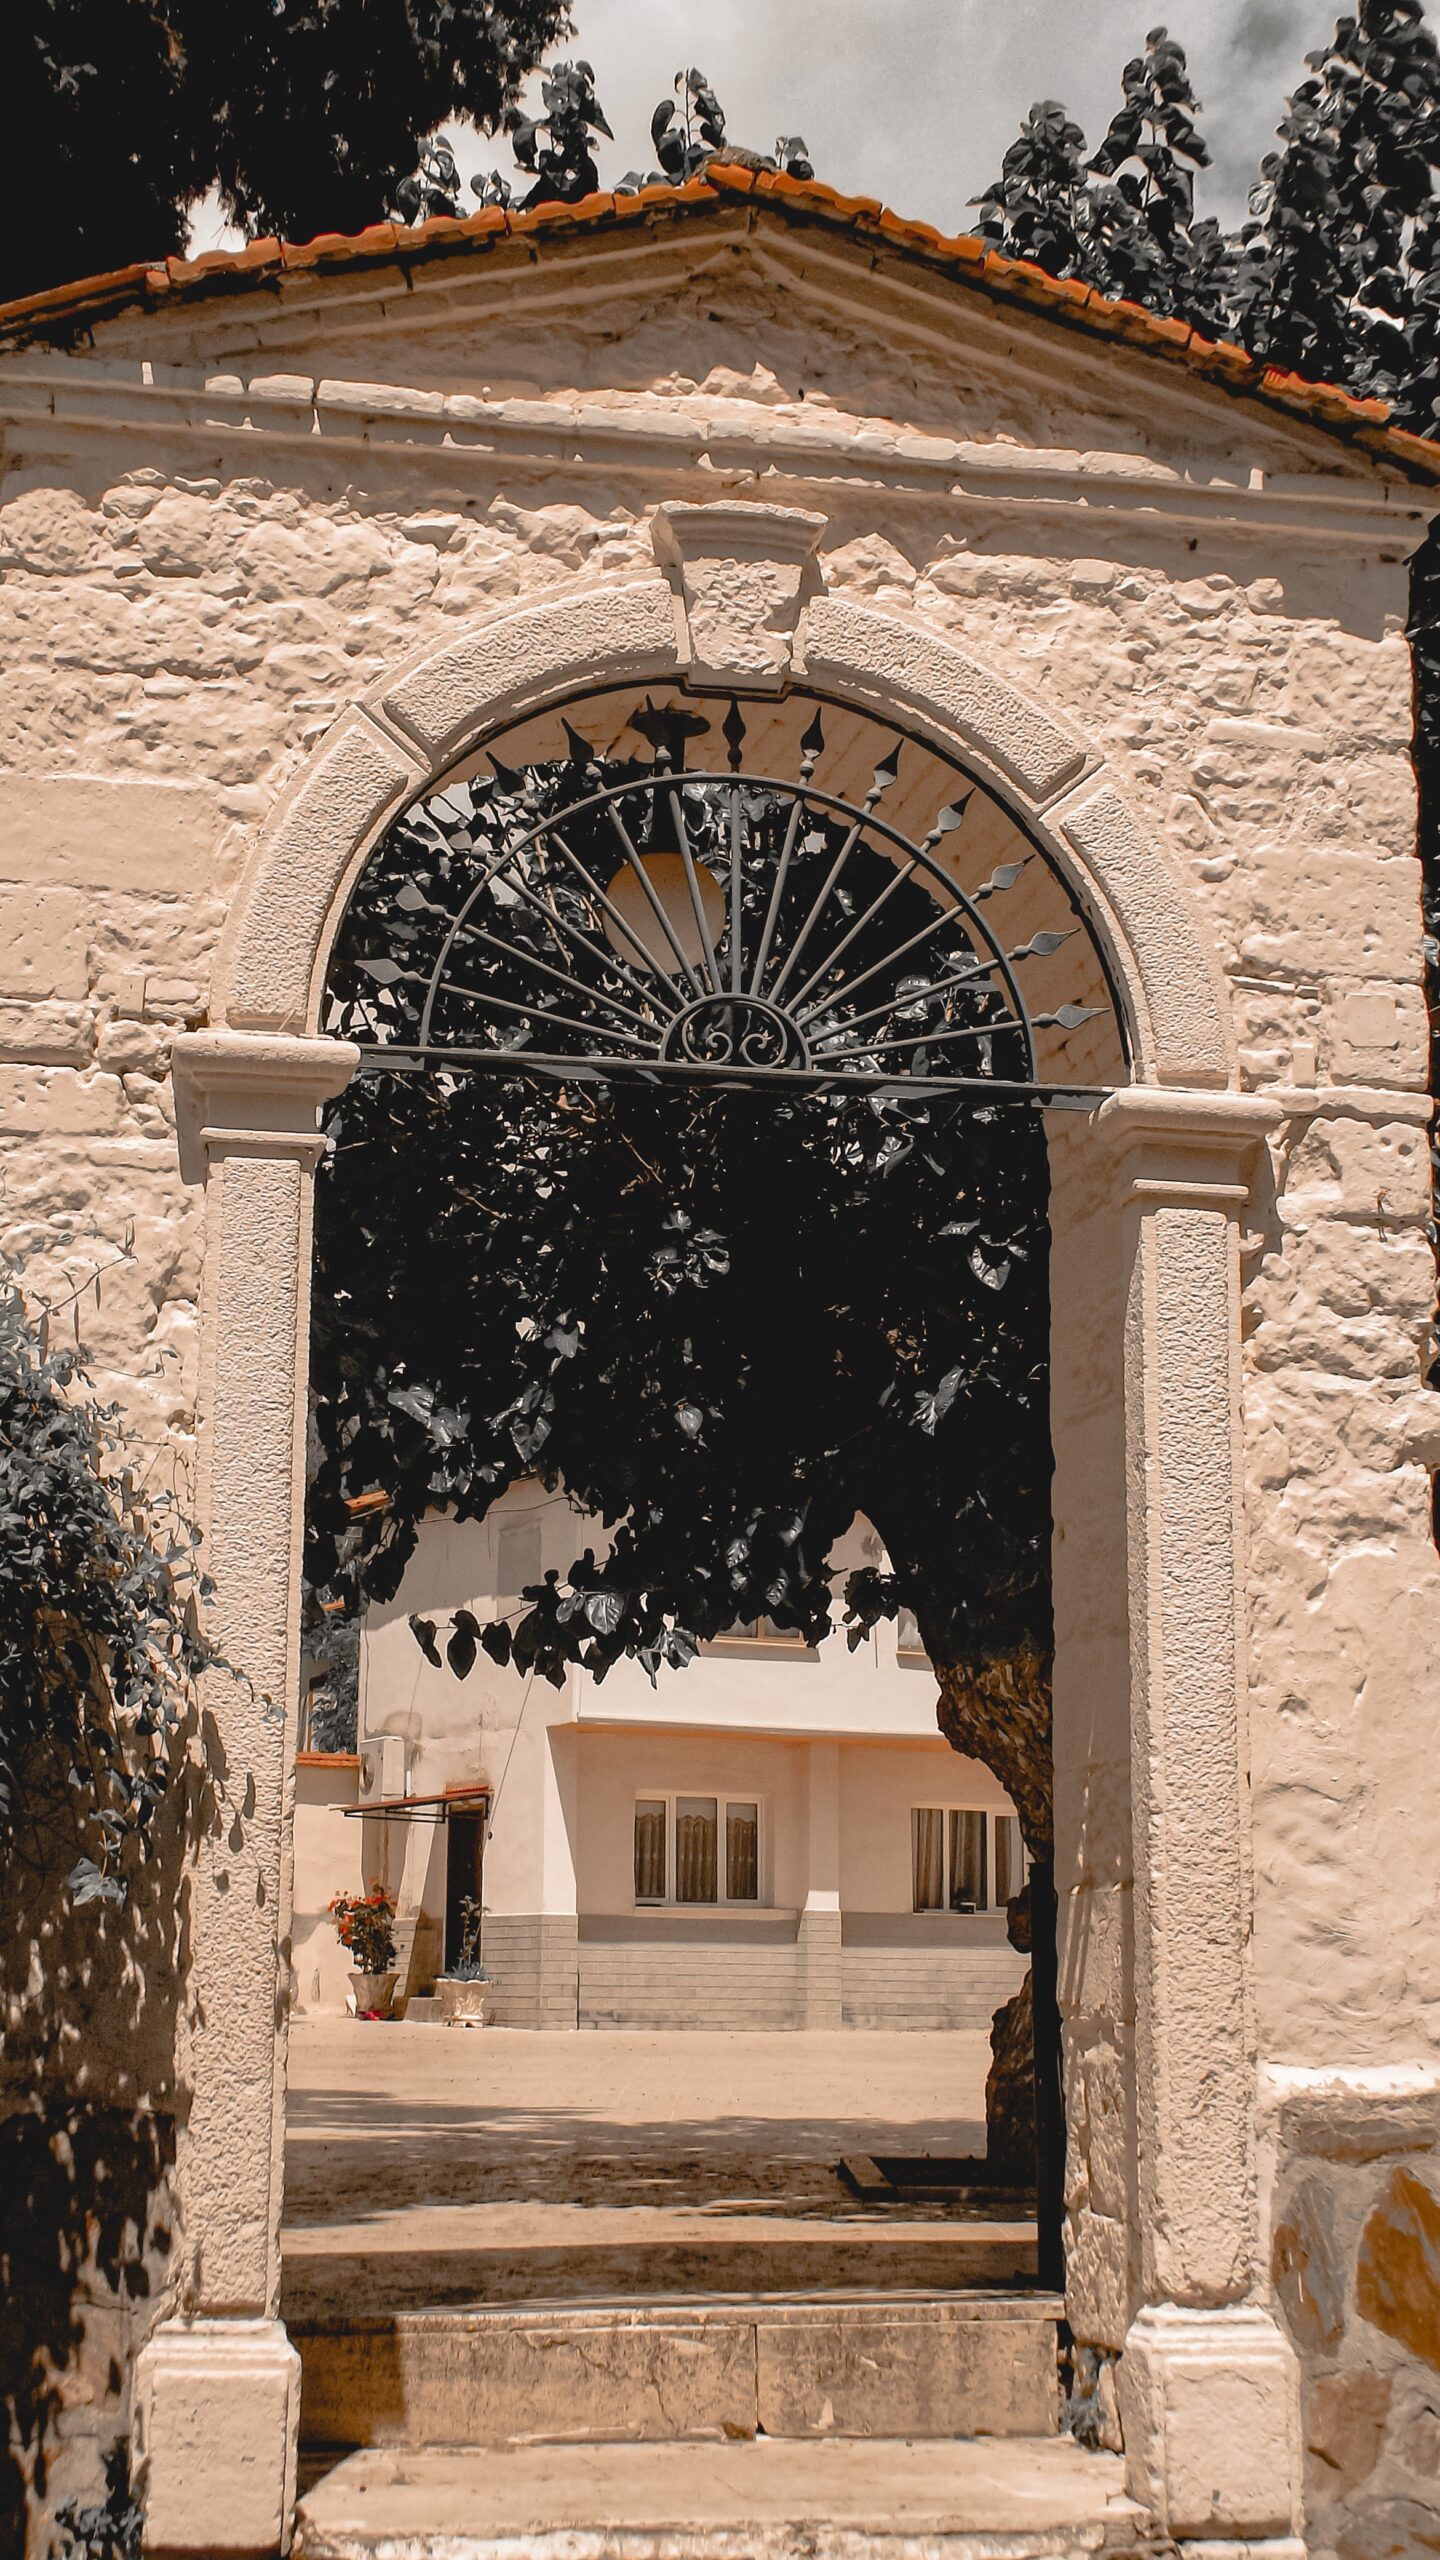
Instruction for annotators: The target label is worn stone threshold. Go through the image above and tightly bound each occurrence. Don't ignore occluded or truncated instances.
[280,2220,1038,2322]
[294,2288,1065,2453]
[295,2437,1141,2560]
[292,2287,1064,2333]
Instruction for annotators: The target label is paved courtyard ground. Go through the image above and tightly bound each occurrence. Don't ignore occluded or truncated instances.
[282,2024,1034,2317]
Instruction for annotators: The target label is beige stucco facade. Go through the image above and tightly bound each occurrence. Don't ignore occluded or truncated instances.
[295,1497,1029,2030]
[3,185,1439,2556]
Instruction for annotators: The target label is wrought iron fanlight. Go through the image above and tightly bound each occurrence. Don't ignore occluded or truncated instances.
[343,701,1109,1104]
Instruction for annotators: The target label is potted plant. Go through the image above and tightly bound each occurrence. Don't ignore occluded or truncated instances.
[329,1884,399,2017]
[436,1894,491,2025]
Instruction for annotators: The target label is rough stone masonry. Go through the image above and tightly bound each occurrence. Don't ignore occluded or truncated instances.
[0,173,1437,2557]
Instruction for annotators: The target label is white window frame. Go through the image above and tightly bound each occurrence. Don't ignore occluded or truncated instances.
[911,1805,1028,1914]
[632,1790,766,1907]
[705,1616,810,1653]
[896,1605,927,1662]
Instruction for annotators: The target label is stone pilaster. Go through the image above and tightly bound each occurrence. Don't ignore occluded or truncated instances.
[799,1744,843,2028]
[133,1032,357,2558]
[1098,1089,1303,2543]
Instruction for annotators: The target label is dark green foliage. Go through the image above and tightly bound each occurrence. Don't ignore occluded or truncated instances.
[1229,3,1440,403]
[52,2445,142,2560]
[974,6,1440,412]
[0,1264,214,1902]
[974,31,1231,330]
[8,1,202,303]
[2,0,571,298]
[5,18,807,301]
[651,68,731,181]
[465,64,813,213]
[979,3,1440,1474]
[174,0,572,245]
[974,98,1093,278]
[309,752,1052,1690]
[466,55,612,210]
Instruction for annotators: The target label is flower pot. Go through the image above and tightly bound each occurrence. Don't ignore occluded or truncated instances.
[349,1968,398,2017]
[436,1976,491,2026]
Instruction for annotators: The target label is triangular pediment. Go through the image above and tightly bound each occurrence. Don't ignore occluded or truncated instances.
[4,176,1433,503]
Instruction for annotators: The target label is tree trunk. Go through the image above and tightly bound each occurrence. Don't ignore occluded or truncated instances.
[934,1647,1062,2274]
[933,1645,1052,1859]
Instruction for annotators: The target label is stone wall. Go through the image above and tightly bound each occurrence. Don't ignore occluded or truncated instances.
[1,211,1437,2547]
[1270,2085,1440,2558]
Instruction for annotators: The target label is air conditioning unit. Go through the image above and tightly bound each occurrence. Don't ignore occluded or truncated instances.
[358,1734,407,1808]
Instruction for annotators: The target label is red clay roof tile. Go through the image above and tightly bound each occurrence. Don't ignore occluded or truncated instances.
[3,163,1437,484]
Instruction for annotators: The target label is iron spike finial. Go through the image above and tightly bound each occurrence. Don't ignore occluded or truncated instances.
[630,696,709,773]
[920,792,973,855]
[865,739,904,810]
[972,857,1030,903]
[343,705,1115,1107]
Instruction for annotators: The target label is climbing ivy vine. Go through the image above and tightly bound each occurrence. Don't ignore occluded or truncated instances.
[0,1259,215,1904]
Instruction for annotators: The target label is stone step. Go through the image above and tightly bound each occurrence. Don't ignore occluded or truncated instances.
[295,2290,1063,2452]
[294,2436,1140,2560]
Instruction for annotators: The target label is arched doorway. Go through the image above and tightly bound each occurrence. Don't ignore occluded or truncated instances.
[141,540,1298,2553]
[293,678,1123,2315]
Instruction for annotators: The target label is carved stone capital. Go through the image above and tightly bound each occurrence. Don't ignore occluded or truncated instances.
[1095,1085,1282,1210]
[651,500,825,693]
[172,1030,359,1182]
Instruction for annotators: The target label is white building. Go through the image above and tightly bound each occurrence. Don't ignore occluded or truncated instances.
[294,1487,1028,2031]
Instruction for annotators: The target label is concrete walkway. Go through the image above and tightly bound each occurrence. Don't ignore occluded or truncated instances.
[283,2023,1031,2317]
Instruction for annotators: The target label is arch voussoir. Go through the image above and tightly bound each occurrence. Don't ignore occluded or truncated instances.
[379,575,681,765]
[797,592,1234,1089]
[215,564,1235,1091]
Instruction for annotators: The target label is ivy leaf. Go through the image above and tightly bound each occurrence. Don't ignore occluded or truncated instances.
[67,1858,125,1908]
[914,1365,965,1436]
[446,1611,479,1679]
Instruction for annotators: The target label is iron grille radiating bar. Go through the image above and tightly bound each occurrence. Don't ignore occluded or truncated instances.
[347,736,1113,1108]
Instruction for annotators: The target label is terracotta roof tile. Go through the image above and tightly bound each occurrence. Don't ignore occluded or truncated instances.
[1,259,157,328]
[4,164,1439,484]
[164,238,283,291]
[283,221,400,273]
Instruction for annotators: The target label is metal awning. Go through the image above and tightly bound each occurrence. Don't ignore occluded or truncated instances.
[343,1783,491,1824]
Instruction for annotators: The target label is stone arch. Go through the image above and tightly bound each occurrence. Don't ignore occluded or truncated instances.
[213,563,1235,1093]
[151,529,1297,2556]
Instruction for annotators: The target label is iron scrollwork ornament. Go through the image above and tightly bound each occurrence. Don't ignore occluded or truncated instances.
[337,701,1106,1103]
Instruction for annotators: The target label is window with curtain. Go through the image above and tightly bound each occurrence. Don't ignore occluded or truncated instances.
[913,1807,1016,1912]
[633,1796,762,1904]
[711,1616,805,1645]
[726,1801,759,1901]
[634,1799,668,1901]
[994,1812,1025,1907]
[912,1806,945,1911]
[896,1606,927,1659]
[949,1809,987,1911]
[496,1518,543,1607]
[675,1797,718,1902]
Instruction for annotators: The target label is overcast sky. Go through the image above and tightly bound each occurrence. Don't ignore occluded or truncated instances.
[189,0,1338,254]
